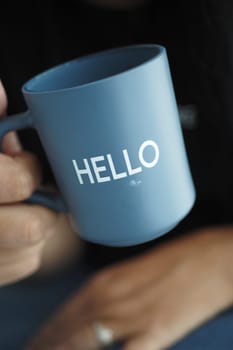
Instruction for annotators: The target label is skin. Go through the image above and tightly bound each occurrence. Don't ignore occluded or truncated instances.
[2,6,233,343]
[0,81,80,285]
[2,77,233,349]
[28,226,233,350]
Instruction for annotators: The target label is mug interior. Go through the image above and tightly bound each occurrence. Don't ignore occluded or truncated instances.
[24,45,162,93]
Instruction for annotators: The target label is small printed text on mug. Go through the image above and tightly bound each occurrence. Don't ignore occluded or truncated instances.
[72,140,159,184]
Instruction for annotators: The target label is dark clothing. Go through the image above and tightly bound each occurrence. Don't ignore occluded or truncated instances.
[1,0,233,266]
[1,2,233,348]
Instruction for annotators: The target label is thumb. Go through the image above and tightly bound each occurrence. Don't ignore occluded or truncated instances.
[0,80,22,154]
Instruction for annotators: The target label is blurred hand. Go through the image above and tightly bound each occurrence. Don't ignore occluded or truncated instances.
[0,81,79,285]
[28,226,233,350]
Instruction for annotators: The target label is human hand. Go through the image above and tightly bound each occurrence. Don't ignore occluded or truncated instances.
[28,225,233,350]
[0,81,79,285]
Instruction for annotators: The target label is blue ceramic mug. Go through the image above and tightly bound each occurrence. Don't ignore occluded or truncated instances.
[0,45,195,246]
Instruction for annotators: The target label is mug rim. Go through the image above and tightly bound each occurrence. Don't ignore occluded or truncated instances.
[22,44,165,95]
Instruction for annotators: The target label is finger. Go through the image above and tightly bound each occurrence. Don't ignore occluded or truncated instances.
[123,333,157,350]
[0,242,44,287]
[33,265,158,347]
[0,151,42,203]
[0,81,7,116]
[39,261,167,347]
[65,319,135,350]
[68,271,162,329]
[66,294,155,350]
[28,318,127,350]
[28,259,167,350]
[0,81,22,154]
[0,204,58,248]
[124,324,186,350]
[29,326,99,350]
[2,131,23,155]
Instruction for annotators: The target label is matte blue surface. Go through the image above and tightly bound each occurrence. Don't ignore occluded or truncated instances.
[0,45,195,246]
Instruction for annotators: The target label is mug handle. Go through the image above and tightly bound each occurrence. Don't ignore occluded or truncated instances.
[0,111,68,212]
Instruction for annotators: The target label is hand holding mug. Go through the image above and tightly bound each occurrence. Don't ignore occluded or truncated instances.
[0,82,48,285]
[0,45,195,246]
[0,82,79,285]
